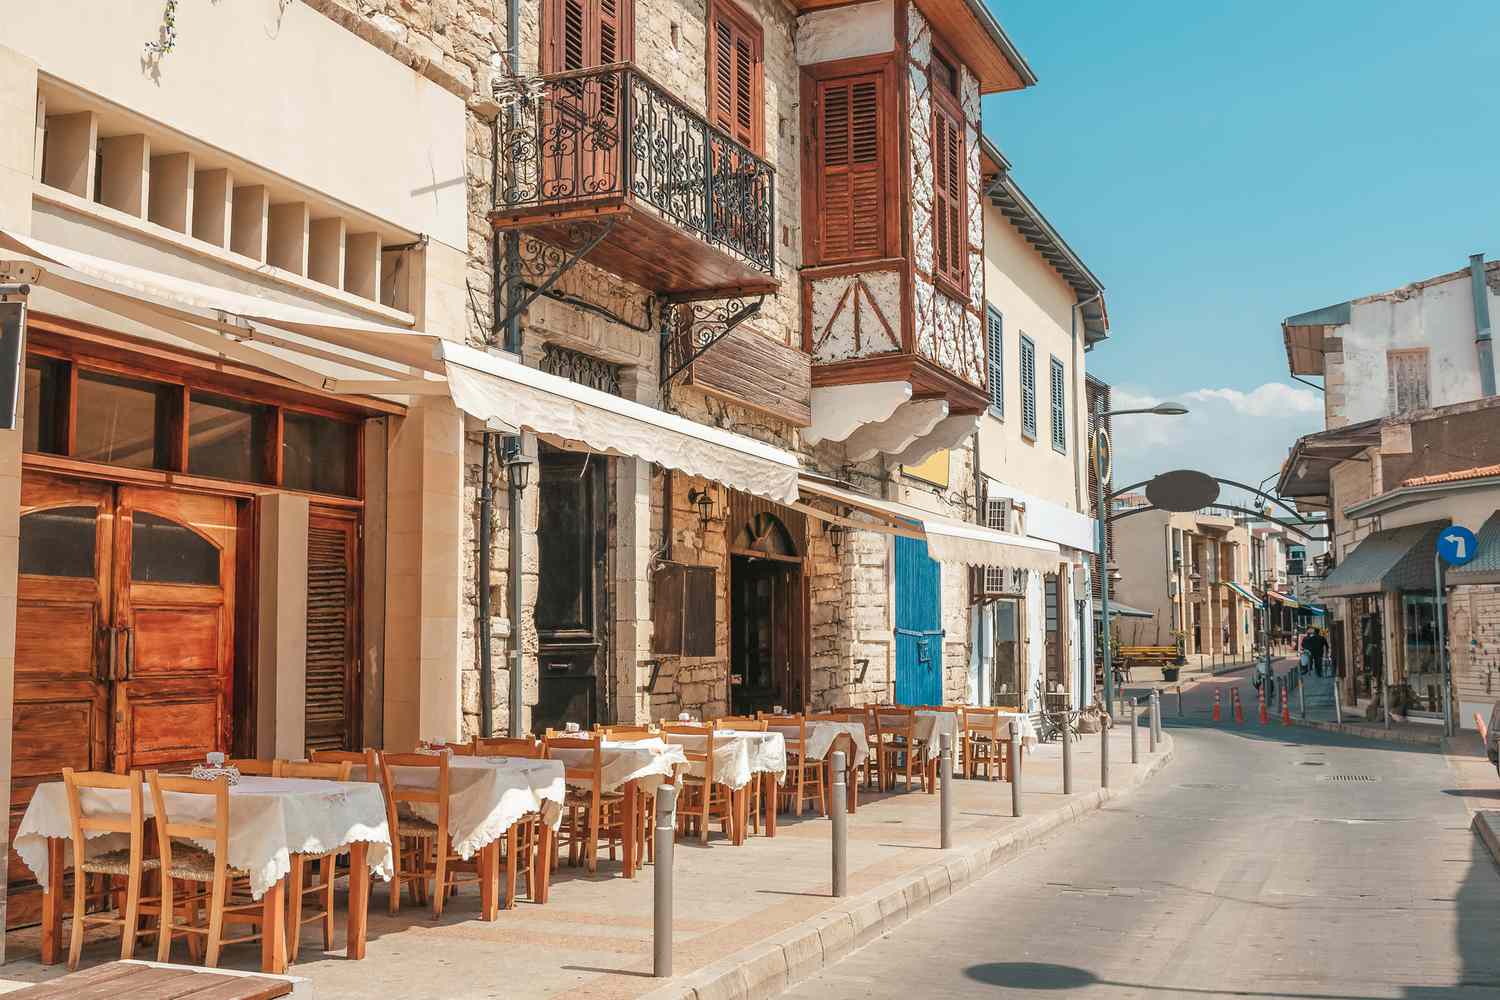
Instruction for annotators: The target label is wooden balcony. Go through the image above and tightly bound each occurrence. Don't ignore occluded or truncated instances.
[490,63,777,298]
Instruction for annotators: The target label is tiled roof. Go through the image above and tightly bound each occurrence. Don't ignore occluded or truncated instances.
[1450,512,1500,582]
[1401,463,1500,487]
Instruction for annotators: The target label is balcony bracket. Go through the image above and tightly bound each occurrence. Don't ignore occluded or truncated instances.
[658,294,764,388]
[497,218,620,331]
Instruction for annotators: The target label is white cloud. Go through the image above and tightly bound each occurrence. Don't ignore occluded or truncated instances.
[1106,382,1322,492]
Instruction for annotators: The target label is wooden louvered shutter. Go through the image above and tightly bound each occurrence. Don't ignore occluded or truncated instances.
[986,306,1003,415]
[542,0,632,73]
[931,104,966,289]
[1020,335,1037,439]
[709,1,763,152]
[815,73,884,264]
[305,513,359,754]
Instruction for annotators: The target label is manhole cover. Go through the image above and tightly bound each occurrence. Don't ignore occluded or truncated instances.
[1319,775,1379,783]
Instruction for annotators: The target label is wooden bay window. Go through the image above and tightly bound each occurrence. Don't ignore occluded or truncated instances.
[801,56,898,267]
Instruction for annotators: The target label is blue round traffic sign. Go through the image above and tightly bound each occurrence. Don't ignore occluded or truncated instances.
[1437,526,1479,567]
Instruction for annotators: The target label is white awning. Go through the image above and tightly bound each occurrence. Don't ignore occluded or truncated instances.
[796,475,1062,570]
[440,341,803,504]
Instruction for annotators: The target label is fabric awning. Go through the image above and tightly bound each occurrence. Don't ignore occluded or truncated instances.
[1448,512,1500,586]
[439,340,803,504]
[795,475,1062,570]
[1266,588,1300,608]
[1095,602,1154,620]
[1224,581,1263,608]
[1318,520,1447,597]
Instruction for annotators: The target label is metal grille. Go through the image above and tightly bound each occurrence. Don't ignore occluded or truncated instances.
[1319,775,1379,782]
[540,343,622,396]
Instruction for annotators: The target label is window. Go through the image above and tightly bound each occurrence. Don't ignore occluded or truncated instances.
[188,392,273,483]
[807,67,888,264]
[22,356,67,455]
[1019,335,1037,439]
[1386,348,1429,415]
[73,370,174,470]
[1049,356,1066,453]
[541,0,632,73]
[707,0,763,153]
[283,412,358,498]
[929,41,967,295]
[985,307,1003,416]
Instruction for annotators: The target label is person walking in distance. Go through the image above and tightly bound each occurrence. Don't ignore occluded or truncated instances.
[1303,627,1328,677]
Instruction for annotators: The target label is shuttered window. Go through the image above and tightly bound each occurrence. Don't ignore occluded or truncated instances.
[652,562,718,657]
[305,514,359,754]
[1386,348,1430,415]
[986,306,1003,417]
[813,72,885,264]
[541,0,632,73]
[931,103,966,290]
[707,0,763,153]
[1049,356,1067,454]
[1020,335,1037,439]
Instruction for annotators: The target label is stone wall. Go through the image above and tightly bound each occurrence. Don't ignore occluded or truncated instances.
[1449,583,1500,720]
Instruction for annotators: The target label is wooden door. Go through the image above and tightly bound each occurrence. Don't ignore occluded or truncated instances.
[305,510,360,753]
[9,474,114,923]
[894,536,943,706]
[112,487,235,771]
[539,0,634,203]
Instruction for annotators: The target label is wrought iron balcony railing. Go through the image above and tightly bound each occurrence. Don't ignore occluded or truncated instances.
[497,63,776,278]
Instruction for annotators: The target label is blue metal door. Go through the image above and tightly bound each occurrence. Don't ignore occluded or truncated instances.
[894,535,943,705]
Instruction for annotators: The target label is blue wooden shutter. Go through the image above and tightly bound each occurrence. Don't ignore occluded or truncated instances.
[894,535,943,705]
[1020,335,1036,438]
[1050,356,1066,453]
[986,307,1003,416]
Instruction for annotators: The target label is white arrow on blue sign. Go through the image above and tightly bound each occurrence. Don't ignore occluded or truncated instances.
[1437,526,1479,567]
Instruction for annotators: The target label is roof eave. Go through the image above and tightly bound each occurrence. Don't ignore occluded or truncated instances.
[966,0,1038,90]
[1343,475,1500,520]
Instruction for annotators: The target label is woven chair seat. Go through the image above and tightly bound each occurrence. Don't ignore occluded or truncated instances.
[565,788,623,807]
[81,849,161,877]
[397,816,439,838]
[165,846,247,882]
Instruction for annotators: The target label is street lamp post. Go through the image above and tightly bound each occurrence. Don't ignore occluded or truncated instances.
[1094,403,1188,717]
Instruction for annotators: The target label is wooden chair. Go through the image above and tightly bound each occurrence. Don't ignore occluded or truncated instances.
[309,748,378,779]
[773,716,826,817]
[226,759,277,777]
[61,768,160,970]
[661,724,736,843]
[962,707,1008,781]
[809,711,865,811]
[599,725,655,739]
[716,717,768,833]
[471,736,543,757]
[146,772,270,968]
[869,706,924,792]
[472,735,545,904]
[376,753,482,918]
[270,760,351,960]
[717,716,765,730]
[543,733,625,872]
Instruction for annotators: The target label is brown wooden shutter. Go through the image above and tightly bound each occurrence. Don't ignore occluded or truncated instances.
[651,562,718,657]
[815,73,884,263]
[708,2,763,152]
[542,0,633,74]
[932,104,965,288]
[305,514,359,754]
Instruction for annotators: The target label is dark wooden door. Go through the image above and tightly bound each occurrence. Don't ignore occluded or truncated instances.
[731,557,801,716]
[111,487,235,771]
[9,473,114,925]
[304,510,360,753]
[539,0,634,204]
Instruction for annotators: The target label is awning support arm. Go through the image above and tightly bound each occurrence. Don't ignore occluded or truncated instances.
[659,294,764,387]
[497,219,620,331]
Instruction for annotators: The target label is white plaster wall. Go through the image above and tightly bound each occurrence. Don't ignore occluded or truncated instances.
[1333,270,1498,425]
[795,0,895,64]
[1024,569,1044,711]
[1378,488,1500,534]
[7,0,467,246]
[985,480,1096,553]
[976,199,1091,515]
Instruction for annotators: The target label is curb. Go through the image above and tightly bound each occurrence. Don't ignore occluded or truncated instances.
[1472,812,1500,868]
[640,736,1176,1000]
[1285,716,1446,747]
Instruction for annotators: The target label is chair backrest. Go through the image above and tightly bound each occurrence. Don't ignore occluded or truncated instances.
[543,734,604,808]
[472,736,543,758]
[377,752,451,838]
[599,725,655,740]
[661,724,715,782]
[874,705,915,739]
[63,769,145,874]
[227,758,277,776]
[717,716,767,731]
[963,706,1003,737]
[147,771,229,873]
[275,760,352,781]
[310,748,379,780]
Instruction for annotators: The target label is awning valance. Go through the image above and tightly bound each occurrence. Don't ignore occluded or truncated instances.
[440,341,802,504]
[1224,581,1263,608]
[1095,602,1154,620]
[1319,520,1447,597]
[795,475,1061,570]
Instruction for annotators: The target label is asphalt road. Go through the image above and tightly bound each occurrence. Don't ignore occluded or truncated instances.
[781,677,1500,999]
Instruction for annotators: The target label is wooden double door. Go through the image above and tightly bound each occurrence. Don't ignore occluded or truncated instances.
[9,472,235,921]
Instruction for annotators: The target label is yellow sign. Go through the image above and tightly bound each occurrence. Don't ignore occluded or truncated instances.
[904,449,950,487]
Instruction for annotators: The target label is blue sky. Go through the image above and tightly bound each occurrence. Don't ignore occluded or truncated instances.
[979,1,1500,489]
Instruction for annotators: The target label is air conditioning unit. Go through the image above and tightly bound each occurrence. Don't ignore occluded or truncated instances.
[1169,580,1179,598]
[985,495,1012,532]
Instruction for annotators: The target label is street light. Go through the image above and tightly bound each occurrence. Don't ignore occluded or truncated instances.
[1092,402,1188,716]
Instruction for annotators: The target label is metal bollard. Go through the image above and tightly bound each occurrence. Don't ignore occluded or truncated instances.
[1009,721,1023,818]
[1148,696,1158,754]
[1152,691,1163,743]
[1060,714,1073,795]
[1177,685,1184,717]
[653,785,677,978]
[939,733,954,849]
[1129,698,1139,764]
[1298,671,1307,720]
[830,750,847,897]
[1100,714,1110,789]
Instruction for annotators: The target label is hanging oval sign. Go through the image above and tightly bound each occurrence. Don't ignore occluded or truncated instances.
[1145,470,1220,513]
[1093,429,1113,487]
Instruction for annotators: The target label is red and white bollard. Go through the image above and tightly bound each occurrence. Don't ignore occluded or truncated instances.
[1280,683,1291,725]
[1233,688,1245,725]
[1258,686,1269,725]
[1212,690,1222,722]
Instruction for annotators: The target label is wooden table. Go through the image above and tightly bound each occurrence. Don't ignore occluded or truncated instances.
[3,960,294,999]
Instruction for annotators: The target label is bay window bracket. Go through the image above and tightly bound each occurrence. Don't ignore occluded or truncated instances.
[497,218,620,332]
[658,293,764,388]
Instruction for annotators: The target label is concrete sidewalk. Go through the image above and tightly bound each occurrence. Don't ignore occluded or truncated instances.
[2,726,1174,1000]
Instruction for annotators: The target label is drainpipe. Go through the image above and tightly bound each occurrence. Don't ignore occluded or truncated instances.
[503,0,527,738]
[508,449,526,737]
[1070,291,1103,513]
[477,434,495,736]
[1470,253,1496,397]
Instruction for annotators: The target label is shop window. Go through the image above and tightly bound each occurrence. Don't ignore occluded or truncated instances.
[131,511,219,585]
[283,412,358,497]
[22,356,68,455]
[19,506,97,578]
[188,392,273,483]
[73,370,173,470]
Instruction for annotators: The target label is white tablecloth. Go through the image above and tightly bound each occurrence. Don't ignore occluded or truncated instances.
[876,710,961,763]
[374,756,567,860]
[997,711,1039,748]
[548,738,688,796]
[15,776,392,900]
[664,730,787,790]
[765,721,869,764]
